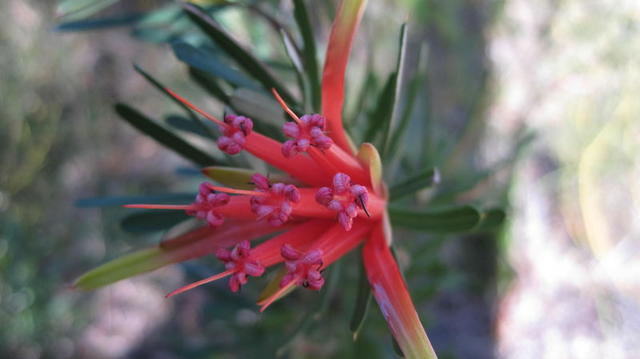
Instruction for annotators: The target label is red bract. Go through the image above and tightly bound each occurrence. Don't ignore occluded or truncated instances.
[90,0,436,357]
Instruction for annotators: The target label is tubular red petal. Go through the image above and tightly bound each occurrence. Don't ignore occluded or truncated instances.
[321,0,368,153]
[362,223,436,359]
[257,220,370,311]
[307,146,369,185]
[160,220,284,264]
[291,188,335,218]
[215,196,256,219]
[243,132,329,186]
[252,219,332,266]
[310,220,370,266]
[292,188,383,221]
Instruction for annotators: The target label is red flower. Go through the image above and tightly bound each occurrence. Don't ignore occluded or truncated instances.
[76,1,437,357]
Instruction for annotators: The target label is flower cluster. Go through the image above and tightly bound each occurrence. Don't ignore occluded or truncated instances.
[77,1,438,358]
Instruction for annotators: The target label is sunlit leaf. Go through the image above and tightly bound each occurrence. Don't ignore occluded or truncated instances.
[74,248,166,290]
[202,166,301,189]
[257,267,295,304]
[357,143,384,194]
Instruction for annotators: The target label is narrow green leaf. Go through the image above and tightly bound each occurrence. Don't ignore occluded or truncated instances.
[182,3,297,105]
[172,42,259,90]
[75,193,195,208]
[202,166,256,189]
[363,72,397,143]
[348,70,378,127]
[293,0,321,111]
[350,258,372,340]
[133,64,215,139]
[115,103,218,166]
[390,168,440,200]
[165,115,214,138]
[279,29,308,109]
[388,205,481,233]
[280,29,304,74]
[257,267,293,303]
[134,3,182,27]
[385,74,422,160]
[74,248,165,290]
[55,14,143,31]
[121,210,191,234]
[381,23,408,158]
[188,67,231,103]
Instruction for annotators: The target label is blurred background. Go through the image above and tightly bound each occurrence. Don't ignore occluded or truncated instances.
[1,0,638,358]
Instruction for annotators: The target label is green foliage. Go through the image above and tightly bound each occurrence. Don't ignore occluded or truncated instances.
[115,103,220,166]
[388,205,482,233]
[120,211,192,234]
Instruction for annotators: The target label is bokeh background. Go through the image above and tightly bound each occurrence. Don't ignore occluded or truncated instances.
[1,0,638,358]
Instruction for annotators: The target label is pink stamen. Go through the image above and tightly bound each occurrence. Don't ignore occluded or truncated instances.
[166,270,234,298]
[250,174,301,226]
[123,183,231,227]
[218,115,254,155]
[281,114,334,158]
[187,183,231,228]
[279,244,325,290]
[216,240,265,292]
[272,89,301,124]
[315,173,370,230]
[163,87,225,126]
[272,88,333,158]
[166,240,265,296]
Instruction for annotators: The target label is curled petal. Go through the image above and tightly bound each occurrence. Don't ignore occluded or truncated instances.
[363,223,436,359]
[321,0,368,153]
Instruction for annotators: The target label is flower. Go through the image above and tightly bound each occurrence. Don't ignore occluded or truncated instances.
[75,1,438,358]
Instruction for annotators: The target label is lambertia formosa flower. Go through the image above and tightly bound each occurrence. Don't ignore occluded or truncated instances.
[75,1,439,358]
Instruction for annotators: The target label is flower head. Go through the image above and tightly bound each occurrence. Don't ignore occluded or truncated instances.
[282,114,333,157]
[77,1,442,358]
[218,115,253,155]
